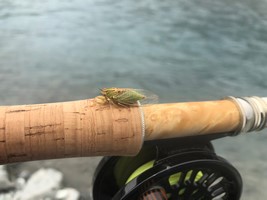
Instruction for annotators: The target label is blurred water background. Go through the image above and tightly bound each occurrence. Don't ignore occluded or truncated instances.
[1,0,267,199]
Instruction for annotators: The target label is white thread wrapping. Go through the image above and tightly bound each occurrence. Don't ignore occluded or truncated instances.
[137,101,145,146]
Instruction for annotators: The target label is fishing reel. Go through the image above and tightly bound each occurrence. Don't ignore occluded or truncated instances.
[92,134,242,200]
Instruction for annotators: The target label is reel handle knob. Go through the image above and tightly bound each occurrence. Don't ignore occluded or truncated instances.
[139,187,168,200]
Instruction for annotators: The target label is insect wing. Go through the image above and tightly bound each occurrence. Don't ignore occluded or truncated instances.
[133,89,158,106]
[116,90,143,104]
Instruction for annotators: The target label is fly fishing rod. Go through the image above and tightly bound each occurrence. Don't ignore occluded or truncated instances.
[0,92,265,163]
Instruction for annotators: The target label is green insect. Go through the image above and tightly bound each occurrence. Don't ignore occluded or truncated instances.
[100,88,145,107]
[97,87,157,107]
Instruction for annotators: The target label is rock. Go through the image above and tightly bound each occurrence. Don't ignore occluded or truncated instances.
[15,177,26,190]
[56,188,80,200]
[14,168,63,200]
[0,193,14,200]
[15,170,31,190]
[0,166,14,191]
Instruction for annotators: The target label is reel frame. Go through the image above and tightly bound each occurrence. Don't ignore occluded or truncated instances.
[93,134,242,200]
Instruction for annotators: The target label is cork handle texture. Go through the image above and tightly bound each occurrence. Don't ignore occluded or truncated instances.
[0,99,143,164]
[143,100,241,140]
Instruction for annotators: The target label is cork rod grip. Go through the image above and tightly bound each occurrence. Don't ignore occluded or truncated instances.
[0,99,143,164]
[0,98,242,164]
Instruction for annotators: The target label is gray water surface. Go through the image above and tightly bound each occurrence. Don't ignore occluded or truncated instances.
[1,0,267,199]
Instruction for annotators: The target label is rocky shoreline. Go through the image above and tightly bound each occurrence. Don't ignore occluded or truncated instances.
[0,166,81,200]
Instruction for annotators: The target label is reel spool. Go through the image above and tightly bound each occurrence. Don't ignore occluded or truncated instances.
[92,135,242,200]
